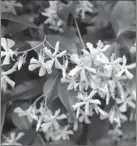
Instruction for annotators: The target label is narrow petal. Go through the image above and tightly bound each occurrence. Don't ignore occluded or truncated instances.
[45,59,54,70]
[30,57,39,64]
[85,66,96,74]
[1,51,6,58]
[127,63,136,69]
[44,47,53,58]
[39,66,46,76]
[85,103,89,115]
[53,41,60,56]
[102,44,110,52]
[57,114,67,120]
[55,58,62,69]
[56,50,67,57]
[68,66,81,77]
[2,54,10,65]
[116,70,124,77]
[4,76,15,88]
[29,64,40,71]
[1,38,7,51]
[89,99,101,105]
[15,133,24,141]
[70,54,80,64]
[125,69,133,79]
[7,38,15,49]
[119,103,127,112]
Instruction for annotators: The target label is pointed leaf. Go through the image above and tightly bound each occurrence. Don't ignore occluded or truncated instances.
[43,74,60,104]
[1,12,38,29]
[8,79,45,101]
[58,82,75,122]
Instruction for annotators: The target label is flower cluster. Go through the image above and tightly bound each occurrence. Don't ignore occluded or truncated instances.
[42,1,64,32]
[14,102,73,141]
[1,37,136,142]
[2,132,24,145]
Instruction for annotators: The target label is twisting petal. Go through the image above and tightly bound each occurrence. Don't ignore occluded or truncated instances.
[44,47,53,58]
[39,66,46,76]
[56,50,67,57]
[29,64,40,71]
[3,75,15,88]
[53,41,60,56]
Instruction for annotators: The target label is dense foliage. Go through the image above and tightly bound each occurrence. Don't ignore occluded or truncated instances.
[1,0,136,145]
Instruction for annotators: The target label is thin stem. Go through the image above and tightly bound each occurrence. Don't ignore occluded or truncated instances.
[73,16,85,48]
[32,95,44,106]
[17,36,47,54]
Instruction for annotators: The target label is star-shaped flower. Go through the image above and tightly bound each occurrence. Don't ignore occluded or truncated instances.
[73,90,101,118]
[51,125,73,140]
[116,56,136,79]
[29,53,49,76]
[44,41,67,72]
[41,109,67,132]
[2,132,24,145]
[1,38,17,66]
[14,106,38,123]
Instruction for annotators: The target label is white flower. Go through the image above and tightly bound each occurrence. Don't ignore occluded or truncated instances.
[86,40,110,56]
[51,125,73,140]
[17,56,25,70]
[1,63,17,92]
[41,109,67,132]
[29,54,49,76]
[76,1,93,19]
[1,38,17,65]
[78,109,92,124]
[116,96,136,112]
[2,132,24,145]
[108,105,127,126]
[73,91,101,118]
[69,54,96,85]
[44,41,67,72]
[116,56,136,79]
[14,106,38,123]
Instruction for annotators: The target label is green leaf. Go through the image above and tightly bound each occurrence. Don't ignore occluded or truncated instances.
[43,74,60,105]
[1,12,38,29]
[11,102,32,129]
[32,134,47,145]
[111,1,135,37]
[4,21,27,35]
[1,102,7,133]
[58,82,75,122]
[9,79,44,101]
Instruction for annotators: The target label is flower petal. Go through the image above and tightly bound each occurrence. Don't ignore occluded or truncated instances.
[7,38,15,49]
[1,38,7,51]
[53,41,60,56]
[57,50,67,57]
[39,66,46,76]
[29,64,40,71]
[4,75,15,88]
[55,58,62,69]
[44,47,53,58]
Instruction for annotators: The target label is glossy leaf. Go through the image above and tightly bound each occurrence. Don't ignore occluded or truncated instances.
[1,12,38,29]
[8,79,44,101]
[111,1,135,37]
[58,82,75,122]
[43,74,60,104]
